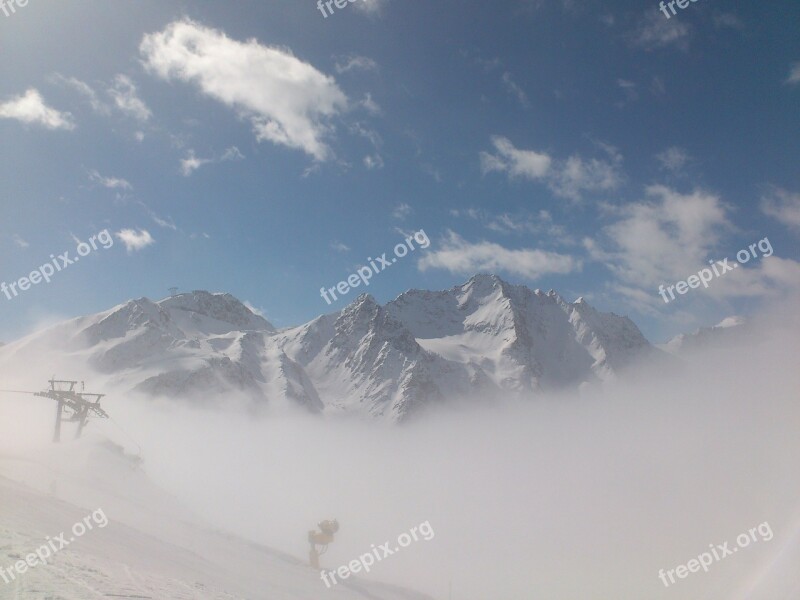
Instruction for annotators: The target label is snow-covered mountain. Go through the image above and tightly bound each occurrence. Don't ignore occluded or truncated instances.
[661,316,750,356]
[0,275,659,422]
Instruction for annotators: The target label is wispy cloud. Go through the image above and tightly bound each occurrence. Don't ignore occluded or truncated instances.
[481,136,623,200]
[418,230,580,281]
[632,9,690,51]
[585,185,731,289]
[655,146,690,173]
[786,62,800,85]
[354,0,388,17]
[502,72,530,108]
[138,201,177,231]
[616,79,639,106]
[0,89,75,130]
[50,74,111,115]
[88,169,132,190]
[11,234,29,249]
[713,12,745,31]
[243,301,268,319]
[359,93,381,116]
[108,75,152,122]
[334,55,378,74]
[392,203,413,220]
[180,151,212,177]
[180,146,244,176]
[363,154,384,170]
[480,135,551,180]
[761,187,800,232]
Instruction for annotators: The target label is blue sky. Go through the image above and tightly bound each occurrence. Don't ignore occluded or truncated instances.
[0,0,798,343]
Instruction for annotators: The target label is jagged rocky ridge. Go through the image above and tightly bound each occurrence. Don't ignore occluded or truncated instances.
[0,275,659,422]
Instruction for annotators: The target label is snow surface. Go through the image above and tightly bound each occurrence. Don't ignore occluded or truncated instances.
[0,437,434,600]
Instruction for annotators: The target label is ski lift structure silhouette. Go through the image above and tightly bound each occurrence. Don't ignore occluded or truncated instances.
[34,378,109,442]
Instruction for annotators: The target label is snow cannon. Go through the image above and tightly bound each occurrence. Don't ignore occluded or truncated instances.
[308,519,339,569]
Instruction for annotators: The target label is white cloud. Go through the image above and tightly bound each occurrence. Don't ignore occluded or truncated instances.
[713,12,745,30]
[363,154,384,169]
[586,185,730,288]
[11,234,29,249]
[243,301,267,318]
[581,190,800,313]
[334,55,378,74]
[704,255,800,300]
[650,76,666,96]
[786,62,800,85]
[549,150,623,200]
[115,228,155,253]
[330,241,350,253]
[141,19,348,161]
[480,135,551,179]
[0,89,75,130]
[418,230,580,281]
[220,146,244,161]
[88,169,132,190]
[180,150,212,176]
[616,79,639,105]
[656,146,690,173]
[179,146,243,176]
[50,75,110,114]
[349,122,382,148]
[392,203,412,220]
[354,0,388,16]
[450,208,483,220]
[53,73,151,121]
[138,201,177,231]
[452,208,571,243]
[761,187,800,232]
[359,93,381,115]
[108,75,152,122]
[481,136,623,200]
[633,9,690,50]
[151,215,176,230]
[502,72,530,108]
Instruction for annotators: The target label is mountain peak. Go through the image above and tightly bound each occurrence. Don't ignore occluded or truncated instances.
[352,293,378,308]
[457,273,511,302]
[158,290,272,331]
[463,273,506,290]
[466,273,505,284]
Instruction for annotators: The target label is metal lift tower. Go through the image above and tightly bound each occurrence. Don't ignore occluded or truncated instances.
[34,379,109,442]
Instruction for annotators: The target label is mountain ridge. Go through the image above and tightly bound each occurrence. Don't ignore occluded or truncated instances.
[0,275,663,422]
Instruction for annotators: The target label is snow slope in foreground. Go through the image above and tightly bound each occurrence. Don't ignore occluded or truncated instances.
[0,439,433,600]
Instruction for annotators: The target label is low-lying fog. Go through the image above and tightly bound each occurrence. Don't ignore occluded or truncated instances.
[2,302,799,600]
